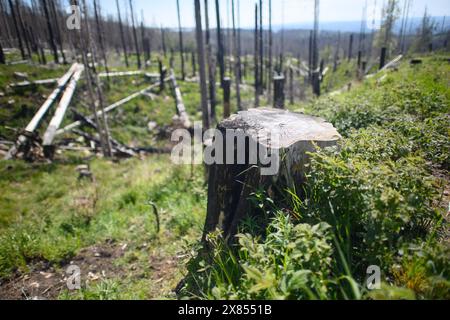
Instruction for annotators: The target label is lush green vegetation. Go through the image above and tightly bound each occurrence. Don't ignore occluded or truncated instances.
[180,55,450,300]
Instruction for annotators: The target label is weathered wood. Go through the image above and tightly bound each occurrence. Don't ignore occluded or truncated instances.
[128,0,141,69]
[203,108,341,241]
[348,34,354,61]
[379,47,387,70]
[5,63,78,160]
[273,75,285,109]
[289,67,294,105]
[223,77,231,119]
[0,41,4,64]
[42,65,84,156]
[10,78,59,88]
[194,0,210,129]
[215,0,225,86]
[116,0,129,68]
[55,82,161,136]
[231,0,242,111]
[176,0,185,80]
[169,69,191,129]
[158,59,167,92]
[98,70,143,78]
[254,3,259,107]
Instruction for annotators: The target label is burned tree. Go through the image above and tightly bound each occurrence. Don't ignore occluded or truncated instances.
[176,0,186,80]
[194,0,210,129]
[254,3,259,107]
[129,0,141,69]
[8,0,26,59]
[116,0,129,67]
[312,0,320,96]
[215,0,225,86]
[93,0,110,79]
[231,0,241,111]
[204,0,217,120]
[41,0,58,63]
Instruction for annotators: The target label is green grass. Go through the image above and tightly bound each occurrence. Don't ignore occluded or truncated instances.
[181,54,450,300]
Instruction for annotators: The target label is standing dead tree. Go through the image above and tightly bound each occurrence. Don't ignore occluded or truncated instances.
[8,0,26,59]
[0,40,4,64]
[93,0,110,80]
[194,0,210,129]
[49,0,67,64]
[215,0,225,87]
[259,0,264,92]
[41,0,58,63]
[129,0,141,69]
[231,0,242,111]
[204,0,217,121]
[312,0,320,96]
[254,3,259,107]
[116,0,129,67]
[79,0,113,157]
[176,0,186,80]
[267,0,273,104]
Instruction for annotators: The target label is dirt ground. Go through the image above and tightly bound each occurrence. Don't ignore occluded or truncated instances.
[0,240,125,300]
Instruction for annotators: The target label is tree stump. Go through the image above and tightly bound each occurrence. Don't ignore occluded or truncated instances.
[203,108,341,242]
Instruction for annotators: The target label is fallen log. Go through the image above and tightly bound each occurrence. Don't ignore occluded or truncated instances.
[9,78,59,88]
[169,69,192,129]
[203,108,341,242]
[55,81,164,136]
[4,63,79,160]
[98,70,144,78]
[71,109,136,158]
[72,129,136,158]
[42,65,84,157]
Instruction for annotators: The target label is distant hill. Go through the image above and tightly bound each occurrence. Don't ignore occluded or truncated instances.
[270,16,449,34]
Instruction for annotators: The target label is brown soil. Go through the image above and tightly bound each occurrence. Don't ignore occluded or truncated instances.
[0,240,126,300]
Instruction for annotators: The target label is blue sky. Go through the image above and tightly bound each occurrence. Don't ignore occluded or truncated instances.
[99,0,450,29]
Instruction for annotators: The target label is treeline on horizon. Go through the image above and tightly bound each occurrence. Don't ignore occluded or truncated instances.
[0,0,449,67]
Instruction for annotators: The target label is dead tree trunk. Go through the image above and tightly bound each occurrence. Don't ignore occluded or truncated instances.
[16,0,32,60]
[267,0,273,104]
[80,0,112,158]
[289,67,294,105]
[202,108,341,241]
[129,0,141,69]
[273,75,285,109]
[169,69,191,129]
[223,77,231,119]
[42,65,84,156]
[176,0,186,80]
[348,33,354,61]
[191,51,196,77]
[204,0,217,120]
[194,0,210,130]
[254,3,259,107]
[231,0,242,111]
[116,0,129,67]
[41,0,58,63]
[93,0,110,81]
[49,0,67,64]
[161,26,167,58]
[380,47,387,70]
[0,41,4,64]
[8,0,26,59]
[215,0,225,87]
[312,0,320,96]
[259,0,264,91]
